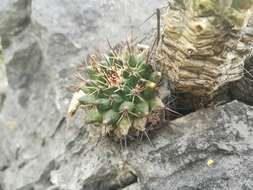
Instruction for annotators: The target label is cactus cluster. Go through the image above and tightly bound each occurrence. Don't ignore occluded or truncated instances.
[68,43,164,140]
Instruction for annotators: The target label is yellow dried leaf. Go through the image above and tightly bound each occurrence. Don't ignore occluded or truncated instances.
[67,90,85,116]
[207,159,214,167]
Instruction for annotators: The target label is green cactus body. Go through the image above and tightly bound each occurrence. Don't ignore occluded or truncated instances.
[74,43,164,139]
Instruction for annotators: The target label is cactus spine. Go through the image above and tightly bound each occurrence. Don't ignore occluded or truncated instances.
[69,43,164,140]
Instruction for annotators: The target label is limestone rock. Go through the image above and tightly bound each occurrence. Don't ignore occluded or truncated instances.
[50,101,253,190]
[0,39,7,111]
[0,0,166,189]
[1,1,253,190]
[0,0,32,47]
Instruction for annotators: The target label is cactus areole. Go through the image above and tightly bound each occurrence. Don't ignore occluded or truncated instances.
[68,43,165,140]
[158,0,253,109]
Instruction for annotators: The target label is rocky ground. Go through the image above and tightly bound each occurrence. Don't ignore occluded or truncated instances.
[0,0,253,190]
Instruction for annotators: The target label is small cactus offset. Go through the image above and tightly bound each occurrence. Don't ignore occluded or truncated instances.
[68,42,165,140]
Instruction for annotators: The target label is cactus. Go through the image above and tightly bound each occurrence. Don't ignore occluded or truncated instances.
[68,42,164,140]
[158,0,253,111]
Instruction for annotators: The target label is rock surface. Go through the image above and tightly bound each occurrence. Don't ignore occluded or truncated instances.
[0,1,253,190]
[0,42,6,111]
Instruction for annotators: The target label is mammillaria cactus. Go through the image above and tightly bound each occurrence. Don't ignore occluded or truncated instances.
[158,0,253,111]
[68,42,165,140]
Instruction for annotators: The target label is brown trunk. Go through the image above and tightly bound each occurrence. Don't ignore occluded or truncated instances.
[158,0,253,111]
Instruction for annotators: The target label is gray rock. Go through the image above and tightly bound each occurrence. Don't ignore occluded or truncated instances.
[0,39,7,111]
[0,64,7,112]
[81,164,137,190]
[1,0,253,190]
[0,0,31,47]
[0,0,167,189]
[41,101,253,190]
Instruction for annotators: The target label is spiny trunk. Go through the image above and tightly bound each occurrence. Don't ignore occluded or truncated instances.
[158,0,253,111]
